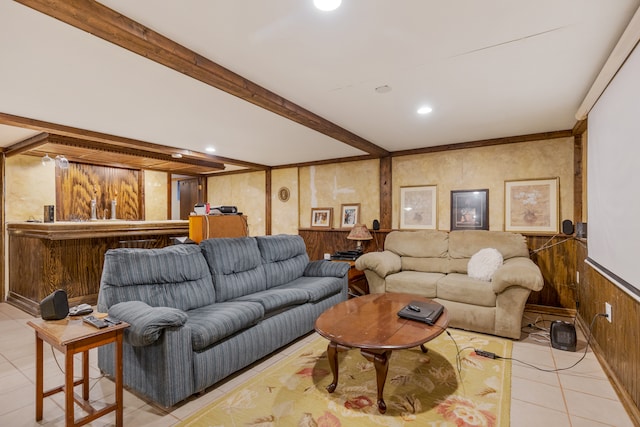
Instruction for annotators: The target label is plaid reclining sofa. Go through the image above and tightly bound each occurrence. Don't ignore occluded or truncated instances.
[96,234,349,407]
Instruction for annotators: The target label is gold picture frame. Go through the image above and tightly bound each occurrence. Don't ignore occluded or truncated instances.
[340,203,360,228]
[400,185,437,229]
[504,177,559,234]
[310,207,333,229]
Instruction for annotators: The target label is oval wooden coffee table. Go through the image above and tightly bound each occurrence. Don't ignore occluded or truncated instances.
[314,292,449,413]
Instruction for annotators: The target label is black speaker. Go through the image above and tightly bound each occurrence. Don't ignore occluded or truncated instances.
[372,219,380,230]
[550,320,577,352]
[40,289,69,320]
[562,219,574,235]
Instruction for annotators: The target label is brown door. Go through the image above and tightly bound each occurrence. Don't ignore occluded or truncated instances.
[179,178,203,220]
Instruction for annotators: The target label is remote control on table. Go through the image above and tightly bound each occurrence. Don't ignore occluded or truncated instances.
[83,315,108,329]
[408,305,421,312]
[104,316,122,325]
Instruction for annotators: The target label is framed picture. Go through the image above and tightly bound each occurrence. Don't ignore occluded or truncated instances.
[340,203,360,228]
[505,178,559,234]
[451,189,489,230]
[400,185,437,229]
[310,207,333,228]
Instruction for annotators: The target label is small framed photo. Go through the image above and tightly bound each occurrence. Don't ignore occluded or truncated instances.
[340,203,360,228]
[451,189,489,230]
[310,207,333,229]
[400,185,437,229]
[505,177,559,234]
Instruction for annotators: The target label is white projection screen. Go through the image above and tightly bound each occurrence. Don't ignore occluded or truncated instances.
[587,42,640,302]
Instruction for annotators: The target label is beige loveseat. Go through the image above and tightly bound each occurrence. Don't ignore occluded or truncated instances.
[355,230,543,339]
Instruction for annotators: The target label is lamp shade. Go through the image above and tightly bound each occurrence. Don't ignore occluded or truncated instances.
[347,224,373,241]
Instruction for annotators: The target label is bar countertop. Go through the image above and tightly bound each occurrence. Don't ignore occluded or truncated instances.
[7,220,189,240]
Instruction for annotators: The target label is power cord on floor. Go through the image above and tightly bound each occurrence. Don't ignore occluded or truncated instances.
[50,344,106,389]
[475,313,608,372]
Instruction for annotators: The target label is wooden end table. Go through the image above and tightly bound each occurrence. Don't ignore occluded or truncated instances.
[27,316,129,427]
[314,293,449,413]
[330,259,369,296]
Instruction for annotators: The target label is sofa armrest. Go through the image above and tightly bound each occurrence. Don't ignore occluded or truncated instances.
[304,260,350,278]
[491,257,544,294]
[355,251,402,278]
[108,301,189,347]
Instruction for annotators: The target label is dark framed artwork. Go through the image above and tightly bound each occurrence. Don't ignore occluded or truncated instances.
[450,189,489,230]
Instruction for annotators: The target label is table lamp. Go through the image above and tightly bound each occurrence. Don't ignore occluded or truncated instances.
[347,223,373,253]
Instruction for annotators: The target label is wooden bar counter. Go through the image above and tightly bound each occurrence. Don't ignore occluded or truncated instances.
[7,220,189,316]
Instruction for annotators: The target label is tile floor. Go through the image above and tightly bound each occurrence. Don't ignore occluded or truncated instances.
[0,302,635,426]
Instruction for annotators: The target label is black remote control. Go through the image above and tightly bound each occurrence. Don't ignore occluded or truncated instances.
[83,315,108,329]
[408,305,421,312]
[104,316,122,325]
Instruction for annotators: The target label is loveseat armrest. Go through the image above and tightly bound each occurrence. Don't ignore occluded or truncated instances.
[108,301,189,347]
[491,257,544,294]
[355,251,402,278]
[304,260,350,278]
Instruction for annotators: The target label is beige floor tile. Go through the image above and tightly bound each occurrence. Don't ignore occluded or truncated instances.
[511,376,567,412]
[563,389,635,427]
[510,399,571,427]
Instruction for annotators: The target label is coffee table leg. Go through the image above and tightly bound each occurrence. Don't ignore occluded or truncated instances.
[361,349,392,414]
[326,342,339,393]
[420,343,428,353]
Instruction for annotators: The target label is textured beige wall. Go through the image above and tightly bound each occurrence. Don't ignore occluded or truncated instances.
[207,171,266,236]
[5,155,56,222]
[299,159,380,229]
[144,170,168,220]
[271,168,299,235]
[393,137,574,230]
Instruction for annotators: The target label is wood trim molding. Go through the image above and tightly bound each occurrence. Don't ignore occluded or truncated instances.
[4,132,49,157]
[15,0,389,158]
[391,130,573,157]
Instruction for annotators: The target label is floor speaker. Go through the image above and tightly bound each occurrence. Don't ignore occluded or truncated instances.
[40,289,69,320]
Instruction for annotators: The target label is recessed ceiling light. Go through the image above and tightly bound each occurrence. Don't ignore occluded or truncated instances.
[205,147,216,153]
[314,0,341,11]
[417,106,433,115]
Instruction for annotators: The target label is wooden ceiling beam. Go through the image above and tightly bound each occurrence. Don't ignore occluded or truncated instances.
[4,132,49,157]
[15,0,389,157]
[0,111,268,171]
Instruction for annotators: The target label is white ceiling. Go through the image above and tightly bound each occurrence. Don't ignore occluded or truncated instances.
[1,1,638,168]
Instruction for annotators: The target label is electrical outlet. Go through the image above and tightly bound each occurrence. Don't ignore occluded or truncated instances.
[605,302,612,323]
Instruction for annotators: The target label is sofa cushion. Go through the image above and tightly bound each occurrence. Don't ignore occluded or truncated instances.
[448,230,529,260]
[401,257,450,274]
[278,276,344,302]
[185,301,264,351]
[467,248,503,281]
[200,237,267,302]
[437,273,497,307]
[385,230,449,258]
[385,271,441,298]
[256,235,309,288]
[232,288,309,315]
[98,245,215,311]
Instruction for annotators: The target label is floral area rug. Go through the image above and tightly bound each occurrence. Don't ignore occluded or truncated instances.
[179,329,512,427]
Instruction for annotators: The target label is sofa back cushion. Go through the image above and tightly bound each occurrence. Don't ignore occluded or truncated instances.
[385,230,450,273]
[256,234,309,288]
[98,244,215,312]
[200,237,266,302]
[448,230,529,273]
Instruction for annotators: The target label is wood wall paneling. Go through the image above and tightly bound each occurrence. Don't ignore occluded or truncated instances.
[55,162,141,221]
[579,260,640,425]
